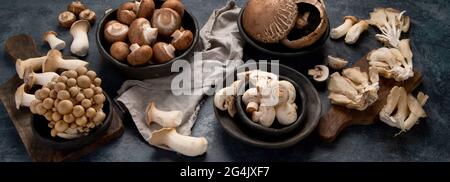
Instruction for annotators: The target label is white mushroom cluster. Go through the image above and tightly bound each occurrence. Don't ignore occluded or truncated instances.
[368,8,410,48]
[328,67,380,111]
[145,102,208,157]
[380,86,428,133]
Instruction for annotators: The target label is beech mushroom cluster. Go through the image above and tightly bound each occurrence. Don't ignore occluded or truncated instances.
[145,102,208,157]
[328,67,380,111]
[379,86,428,133]
[330,16,369,44]
[104,0,194,66]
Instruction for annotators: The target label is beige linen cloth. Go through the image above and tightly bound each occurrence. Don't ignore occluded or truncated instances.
[116,1,243,151]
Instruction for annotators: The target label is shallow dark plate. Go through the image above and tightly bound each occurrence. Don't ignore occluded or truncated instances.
[235,75,306,137]
[32,91,113,150]
[237,8,330,58]
[96,0,199,80]
[214,63,321,148]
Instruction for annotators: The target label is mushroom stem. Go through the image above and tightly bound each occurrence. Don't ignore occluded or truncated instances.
[398,39,413,69]
[150,128,208,157]
[44,32,66,50]
[43,50,88,72]
[15,56,47,79]
[70,20,90,56]
[331,16,358,39]
[24,69,59,88]
[15,84,36,109]
[146,102,183,128]
[345,20,369,44]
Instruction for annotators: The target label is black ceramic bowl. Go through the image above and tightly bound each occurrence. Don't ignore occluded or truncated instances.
[235,76,306,137]
[31,92,113,150]
[96,1,199,80]
[237,7,330,58]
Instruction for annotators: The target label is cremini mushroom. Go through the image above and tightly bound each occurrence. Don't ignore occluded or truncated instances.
[79,9,96,24]
[58,11,77,28]
[149,128,208,157]
[127,43,153,66]
[23,68,59,89]
[104,20,129,43]
[308,65,329,82]
[151,8,181,37]
[135,0,155,19]
[327,55,348,70]
[70,20,90,56]
[128,18,158,46]
[42,50,88,72]
[171,29,193,51]
[15,84,36,109]
[110,42,130,62]
[67,1,87,15]
[214,80,242,118]
[117,2,137,25]
[331,16,358,39]
[345,20,369,44]
[43,31,66,50]
[146,102,183,128]
[15,56,47,79]
[161,0,185,17]
[152,42,175,64]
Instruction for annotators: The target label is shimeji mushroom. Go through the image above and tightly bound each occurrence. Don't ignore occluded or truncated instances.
[134,0,155,19]
[151,8,181,37]
[368,8,410,48]
[127,43,153,66]
[117,2,137,25]
[23,68,59,89]
[15,84,37,109]
[331,16,358,39]
[161,0,185,17]
[153,42,175,64]
[128,18,158,46]
[327,55,348,70]
[345,20,369,44]
[308,65,329,82]
[70,20,90,56]
[58,11,77,28]
[146,102,183,128]
[214,80,242,118]
[171,29,193,51]
[367,47,414,81]
[42,49,88,72]
[149,128,208,157]
[43,31,66,50]
[15,56,47,79]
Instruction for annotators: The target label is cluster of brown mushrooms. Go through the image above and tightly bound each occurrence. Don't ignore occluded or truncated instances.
[214,70,299,128]
[15,49,107,139]
[54,1,95,56]
[242,0,328,49]
[103,0,194,66]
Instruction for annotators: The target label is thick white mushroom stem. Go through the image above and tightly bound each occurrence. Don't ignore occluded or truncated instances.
[345,20,369,44]
[24,69,59,88]
[149,128,208,157]
[70,20,90,56]
[15,84,36,109]
[146,102,183,128]
[331,16,358,39]
[15,56,47,79]
[44,32,66,50]
[398,39,413,69]
[43,50,88,72]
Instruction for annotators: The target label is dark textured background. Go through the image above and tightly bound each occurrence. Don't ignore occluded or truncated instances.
[0,0,449,162]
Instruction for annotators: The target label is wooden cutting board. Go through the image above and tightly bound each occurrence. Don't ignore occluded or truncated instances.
[318,52,422,142]
[0,34,124,161]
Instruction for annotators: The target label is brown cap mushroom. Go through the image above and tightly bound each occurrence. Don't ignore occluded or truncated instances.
[67,1,87,15]
[171,29,193,51]
[128,18,158,45]
[242,0,298,44]
[110,42,130,62]
[58,11,77,28]
[117,2,137,25]
[43,31,66,50]
[135,0,155,19]
[104,20,129,43]
[151,8,181,37]
[127,43,153,66]
[152,42,175,64]
[161,0,185,17]
[42,49,88,72]
[79,9,96,24]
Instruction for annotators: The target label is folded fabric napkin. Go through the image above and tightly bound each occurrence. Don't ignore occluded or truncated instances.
[117,1,244,152]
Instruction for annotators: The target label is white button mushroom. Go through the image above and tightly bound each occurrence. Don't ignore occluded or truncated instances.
[213,80,242,118]
[275,80,297,125]
[149,128,208,157]
[345,20,369,44]
[43,31,66,50]
[308,65,329,82]
[42,50,88,72]
[70,20,90,57]
[331,16,358,39]
[146,102,183,128]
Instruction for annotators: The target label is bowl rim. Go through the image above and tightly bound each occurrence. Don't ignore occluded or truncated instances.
[95,8,199,70]
[235,73,307,136]
[237,7,330,57]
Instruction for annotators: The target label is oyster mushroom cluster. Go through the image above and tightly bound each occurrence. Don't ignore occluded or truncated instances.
[214,70,299,128]
[14,50,107,139]
[104,0,194,66]
[242,0,328,49]
[328,67,380,111]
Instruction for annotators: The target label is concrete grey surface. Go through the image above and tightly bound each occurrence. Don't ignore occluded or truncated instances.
[0,0,449,162]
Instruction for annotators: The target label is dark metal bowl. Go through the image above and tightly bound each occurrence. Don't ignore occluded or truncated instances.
[96,1,199,80]
[235,75,306,137]
[31,92,113,150]
[237,8,330,58]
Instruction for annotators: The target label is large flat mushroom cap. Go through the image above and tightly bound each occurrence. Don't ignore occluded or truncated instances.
[242,0,298,44]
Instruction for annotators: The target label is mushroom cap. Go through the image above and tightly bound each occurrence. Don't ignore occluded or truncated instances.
[151,8,181,37]
[57,100,74,115]
[127,44,153,66]
[43,31,57,41]
[117,2,137,25]
[161,0,185,17]
[110,42,130,62]
[152,42,175,64]
[343,15,358,23]
[104,21,129,43]
[58,11,77,28]
[171,29,193,51]
[43,49,63,72]
[136,0,155,19]
[79,9,96,24]
[242,0,298,44]
[70,20,90,36]
[67,1,87,15]
[128,18,158,45]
